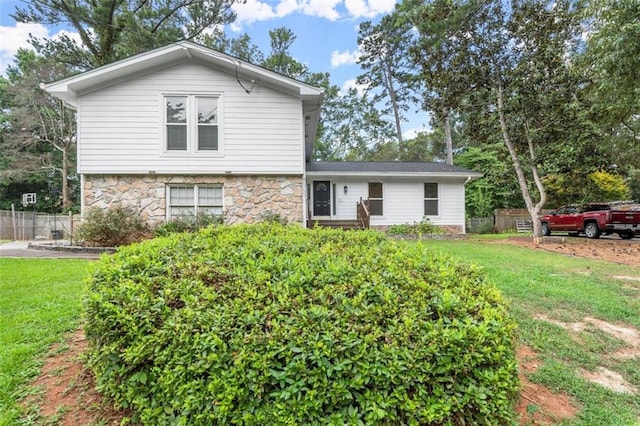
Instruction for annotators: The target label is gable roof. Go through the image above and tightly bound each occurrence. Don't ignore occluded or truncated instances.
[306,161,482,178]
[41,41,324,156]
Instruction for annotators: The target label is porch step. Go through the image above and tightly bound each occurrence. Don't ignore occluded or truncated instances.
[310,220,364,230]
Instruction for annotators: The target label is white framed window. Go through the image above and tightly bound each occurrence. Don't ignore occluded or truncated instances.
[164,95,220,154]
[167,185,223,219]
[424,182,439,216]
[368,182,383,216]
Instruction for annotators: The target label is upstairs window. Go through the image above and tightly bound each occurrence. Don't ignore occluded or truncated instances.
[368,182,383,216]
[165,95,220,153]
[424,182,439,216]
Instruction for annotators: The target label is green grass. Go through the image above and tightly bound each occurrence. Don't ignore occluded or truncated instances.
[2,240,640,425]
[422,239,640,425]
[0,258,89,425]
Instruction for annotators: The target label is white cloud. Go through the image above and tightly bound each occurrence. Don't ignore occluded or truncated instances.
[232,0,278,26]
[275,0,301,17]
[339,78,368,96]
[0,24,85,75]
[330,48,361,67]
[301,0,341,21]
[344,0,396,18]
[402,127,422,140]
[232,0,392,29]
[0,22,49,74]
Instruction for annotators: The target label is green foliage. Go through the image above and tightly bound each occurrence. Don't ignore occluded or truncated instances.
[154,213,223,237]
[256,209,288,225]
[456,144,524,216]
[628,169,640,201]
[387,219,445,236]
[84,224,518,425]
[77,207,150,247]
[587,170,631,201]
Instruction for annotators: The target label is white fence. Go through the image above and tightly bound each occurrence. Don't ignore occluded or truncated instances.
[0,208,80,241]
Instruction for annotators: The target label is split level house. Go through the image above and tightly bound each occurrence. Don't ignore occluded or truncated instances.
[44,41,481,233]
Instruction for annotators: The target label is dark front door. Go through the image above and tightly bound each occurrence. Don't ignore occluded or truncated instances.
[313,181,331,217]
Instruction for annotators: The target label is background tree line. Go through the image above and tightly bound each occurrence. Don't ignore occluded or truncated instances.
[0,0,638,230]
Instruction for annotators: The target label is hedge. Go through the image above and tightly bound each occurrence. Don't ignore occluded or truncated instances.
[84,223,519,425]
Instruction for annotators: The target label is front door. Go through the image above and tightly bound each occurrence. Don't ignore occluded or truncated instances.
[313,181,331,217]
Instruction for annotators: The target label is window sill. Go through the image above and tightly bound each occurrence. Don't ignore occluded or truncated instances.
[162,151,224,158]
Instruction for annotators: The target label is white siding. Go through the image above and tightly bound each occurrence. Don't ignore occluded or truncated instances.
[77,63,304,175]
[311,176,467,228]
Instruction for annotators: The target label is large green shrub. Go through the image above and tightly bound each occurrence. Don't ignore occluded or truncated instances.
[84,224,518,425]
[77,206,150,247]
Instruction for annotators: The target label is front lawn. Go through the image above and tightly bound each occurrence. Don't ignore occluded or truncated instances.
[425,239,640,425]
[2,237,640,425]
[0,258,89,425]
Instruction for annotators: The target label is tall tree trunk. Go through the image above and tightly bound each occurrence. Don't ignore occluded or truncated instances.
[496,81,543,239]
[62,148,70,210]
[443,106,453,165]
[383,61,404,151]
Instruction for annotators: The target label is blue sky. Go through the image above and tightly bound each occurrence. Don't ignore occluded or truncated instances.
[0,0,427,136]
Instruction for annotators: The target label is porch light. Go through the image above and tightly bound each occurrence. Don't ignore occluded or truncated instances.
[343,185,348,194]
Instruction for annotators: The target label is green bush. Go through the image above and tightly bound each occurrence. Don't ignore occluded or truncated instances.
[257,209,288,225]
[84,224,519,425]
[154,212,223,237]
[388,219,445,236]
[77,206,150,247]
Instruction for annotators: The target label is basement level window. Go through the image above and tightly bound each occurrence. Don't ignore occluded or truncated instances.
[167,184,223,219]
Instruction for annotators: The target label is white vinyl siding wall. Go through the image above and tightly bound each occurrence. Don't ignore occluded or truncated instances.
[326,177,466,228]
[77,63,304,175]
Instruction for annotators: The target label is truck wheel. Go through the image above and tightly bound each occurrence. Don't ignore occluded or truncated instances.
[541,222,551,236]
[584,222,601,239]
[619,231,634,240]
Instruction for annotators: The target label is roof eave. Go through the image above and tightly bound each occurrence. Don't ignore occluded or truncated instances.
[42,41,323,102]
[306,170,483,178]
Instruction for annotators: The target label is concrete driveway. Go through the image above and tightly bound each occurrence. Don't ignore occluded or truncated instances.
[0,240,104,259]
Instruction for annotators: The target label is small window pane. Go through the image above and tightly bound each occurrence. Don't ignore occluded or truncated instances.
[170,186,194,205]
[198,186,222,206]
[170,206,195,218]
[166,97,187,123]
[167,126,187,150]
[369,199,383,216]
[369,182,383,199]
[198,126,218,150]
[424,183,438,199]
[424,200,438,216]
[198,98,218,124]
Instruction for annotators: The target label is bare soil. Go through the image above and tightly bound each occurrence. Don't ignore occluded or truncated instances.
[504,235,640,268]
[515,345,580,425]
[25,236,640,425]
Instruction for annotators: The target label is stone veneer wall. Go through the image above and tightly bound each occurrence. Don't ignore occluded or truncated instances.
[83,175,304,225]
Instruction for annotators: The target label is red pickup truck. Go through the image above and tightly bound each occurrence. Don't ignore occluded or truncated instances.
[540,203,640,239]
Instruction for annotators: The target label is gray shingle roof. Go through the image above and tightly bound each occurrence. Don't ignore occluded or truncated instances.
[306,161,481,175]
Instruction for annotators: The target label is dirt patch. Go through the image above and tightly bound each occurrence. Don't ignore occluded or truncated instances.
[504,236,640,268]
[534,315,640,394]
[515,345,580,425]
[23,330,129,425]
[578,367,638,395]
[534,315,640,354]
